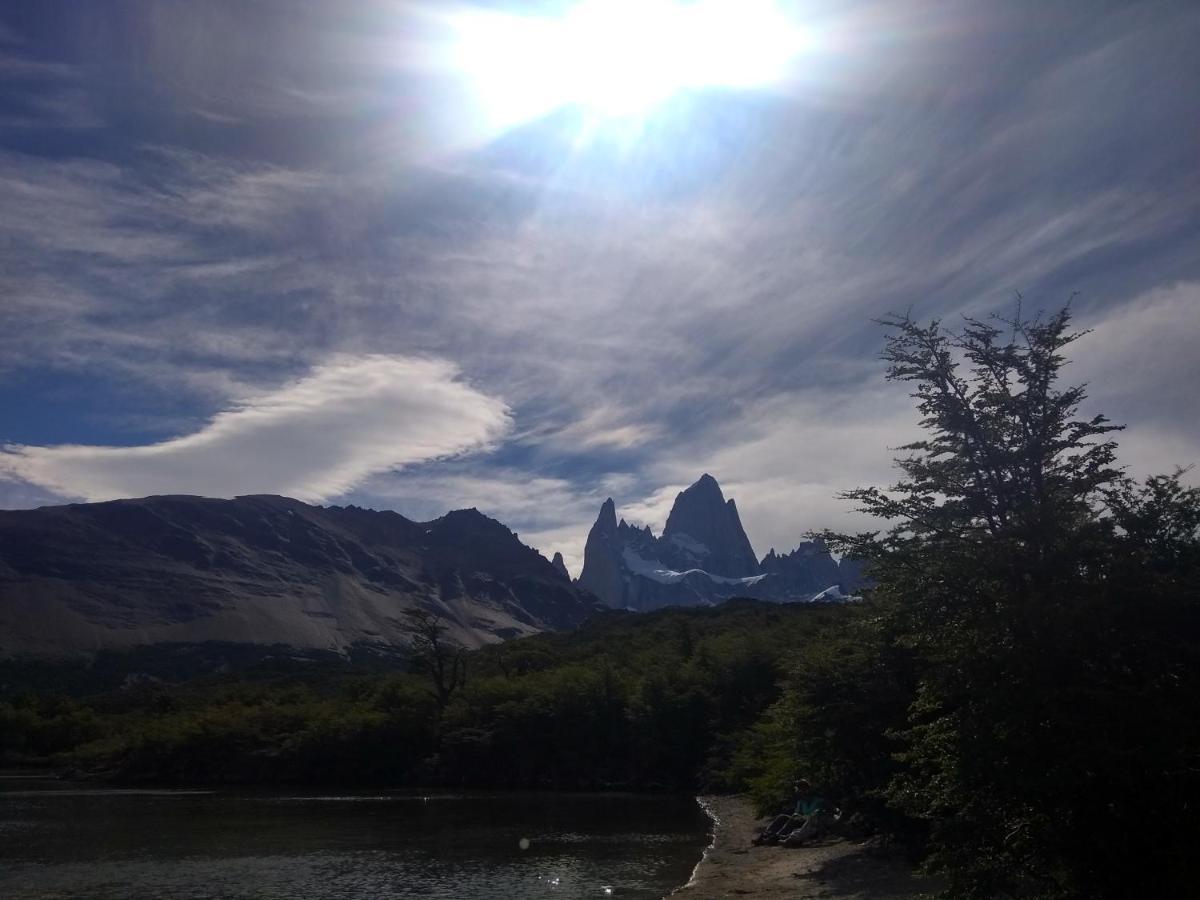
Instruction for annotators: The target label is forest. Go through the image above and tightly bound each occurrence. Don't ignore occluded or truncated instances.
[0,600,846,791]
[3,308,1198,900]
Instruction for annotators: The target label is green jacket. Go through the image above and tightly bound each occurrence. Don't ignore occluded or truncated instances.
[794,796,823,817]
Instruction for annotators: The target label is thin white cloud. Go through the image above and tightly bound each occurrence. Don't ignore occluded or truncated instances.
[1074,281,1200,416]
[0,356,511,503]
[1073,281,1200,481]
[536,405,664,452]
[0,53,78,79]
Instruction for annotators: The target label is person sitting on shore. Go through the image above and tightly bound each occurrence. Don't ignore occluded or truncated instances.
[752,779,825,846]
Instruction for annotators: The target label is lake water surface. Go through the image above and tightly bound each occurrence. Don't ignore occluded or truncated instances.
[0,776,711,899]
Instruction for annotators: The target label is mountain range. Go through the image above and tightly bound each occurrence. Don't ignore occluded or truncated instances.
[0,475,860,660]
[0,494,599,659]
[577,474,863,611]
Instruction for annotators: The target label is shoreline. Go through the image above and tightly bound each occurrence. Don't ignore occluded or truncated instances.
[674,795,936,899]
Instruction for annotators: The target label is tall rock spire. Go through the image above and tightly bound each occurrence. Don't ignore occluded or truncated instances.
[577,498,626,607]
[597,497,617,535]
[662,474,759,577]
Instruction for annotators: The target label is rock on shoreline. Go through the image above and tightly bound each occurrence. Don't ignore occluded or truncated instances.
[673,795,934,899]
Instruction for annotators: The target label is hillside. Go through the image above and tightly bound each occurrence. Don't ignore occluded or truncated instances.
[0,494,601,659]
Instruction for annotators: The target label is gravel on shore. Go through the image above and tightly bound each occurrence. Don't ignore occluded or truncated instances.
[672,795,936,899]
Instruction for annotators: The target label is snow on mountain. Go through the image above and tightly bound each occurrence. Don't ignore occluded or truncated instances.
[577,474,863,611]
[807,584,862,603]
[621,547,769,587]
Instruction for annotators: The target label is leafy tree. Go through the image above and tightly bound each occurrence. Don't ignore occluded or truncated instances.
[402,608,468,710]
[805,307,1200,898]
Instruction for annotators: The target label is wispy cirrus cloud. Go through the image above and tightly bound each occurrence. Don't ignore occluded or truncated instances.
[0,0,1197,576]
[1,356,510,503]
[531,405,665,452]
[1072,281,1200,480]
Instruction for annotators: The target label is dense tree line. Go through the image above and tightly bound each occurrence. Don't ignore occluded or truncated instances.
[0,601,849,791]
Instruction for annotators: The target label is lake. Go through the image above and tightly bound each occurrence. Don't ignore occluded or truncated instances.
[0,776,712,899]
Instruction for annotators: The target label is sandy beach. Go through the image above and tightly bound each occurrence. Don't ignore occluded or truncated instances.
[675,796,936,899]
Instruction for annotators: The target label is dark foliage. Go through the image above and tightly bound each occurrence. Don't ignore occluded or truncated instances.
[757,308,1200,899]
[2,601,850,792]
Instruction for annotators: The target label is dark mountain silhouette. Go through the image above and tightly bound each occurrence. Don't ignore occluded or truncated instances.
[662,474,760,576]
[0,494,602,659]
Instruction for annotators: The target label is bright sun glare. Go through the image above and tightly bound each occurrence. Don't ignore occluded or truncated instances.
[448,0,807,131]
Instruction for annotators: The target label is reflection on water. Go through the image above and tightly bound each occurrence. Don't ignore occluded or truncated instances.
[0,776,710,899]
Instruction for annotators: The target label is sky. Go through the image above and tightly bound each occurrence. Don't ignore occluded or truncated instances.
[1,0,1197,575]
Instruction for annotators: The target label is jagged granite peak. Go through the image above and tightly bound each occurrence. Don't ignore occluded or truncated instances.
[577,498,626,609]
[579,474,764,611]
[758,539,841,596]
[0,494,603,659]
[576,476,860,612]
[662,474,759,577]
[597,498,618,535]
[551,552,570,580]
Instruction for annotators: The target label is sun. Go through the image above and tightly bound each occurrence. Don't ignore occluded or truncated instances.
[446,0,807,132]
